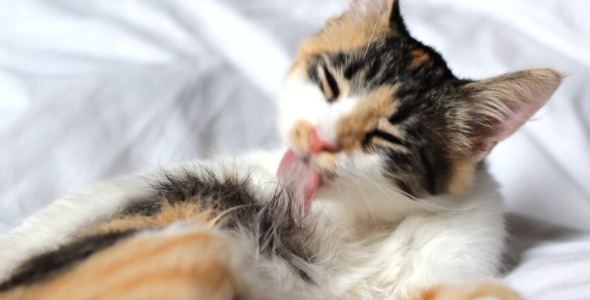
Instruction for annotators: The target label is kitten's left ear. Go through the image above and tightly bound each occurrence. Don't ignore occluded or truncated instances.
[464,68,562,159]
[349,0,409,35]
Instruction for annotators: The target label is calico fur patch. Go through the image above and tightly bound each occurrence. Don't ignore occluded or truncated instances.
[0,168,316,293]
[0,230,136,291]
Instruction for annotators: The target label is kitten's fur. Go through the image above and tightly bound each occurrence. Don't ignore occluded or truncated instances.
[0,1,561,299]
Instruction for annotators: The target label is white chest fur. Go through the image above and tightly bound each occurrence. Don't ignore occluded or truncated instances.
[305,169,506,299]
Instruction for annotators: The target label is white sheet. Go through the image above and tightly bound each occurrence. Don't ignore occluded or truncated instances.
[1,0,589,298]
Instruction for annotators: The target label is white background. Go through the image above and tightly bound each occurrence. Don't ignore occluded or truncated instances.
[0,1,589,298]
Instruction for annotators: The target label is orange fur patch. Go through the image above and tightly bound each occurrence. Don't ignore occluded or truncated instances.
[290,3,398,75]
[446,155,478,195]
[410,49,432,68]
[413,282,522,300]
[300,14,391,56]
[336,86,398,153]
[91,201,218,235]
[0,230,240,300]
[289,120,314,156]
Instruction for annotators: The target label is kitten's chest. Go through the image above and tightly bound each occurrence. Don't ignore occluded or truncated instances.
[312,221,425,299]
[312,209,492,299]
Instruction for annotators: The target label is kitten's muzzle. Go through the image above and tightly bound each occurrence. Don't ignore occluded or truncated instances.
[309,127,338,155]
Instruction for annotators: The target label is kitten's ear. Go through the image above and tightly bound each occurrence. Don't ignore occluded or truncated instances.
[349,0,408,35]
[385,0,409,35]
[464,69,562,158]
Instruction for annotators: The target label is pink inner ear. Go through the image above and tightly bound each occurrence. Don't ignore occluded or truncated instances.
[486,93,549,144]
[479,70,562,146]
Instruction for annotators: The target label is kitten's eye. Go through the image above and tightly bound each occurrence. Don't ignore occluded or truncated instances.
[317,65,340,102]
[363,129,405,149]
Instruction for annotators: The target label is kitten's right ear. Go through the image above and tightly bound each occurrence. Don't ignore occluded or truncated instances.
[462,68,562,159]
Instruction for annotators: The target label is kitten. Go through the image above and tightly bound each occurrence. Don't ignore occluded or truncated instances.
[0,0,561,299]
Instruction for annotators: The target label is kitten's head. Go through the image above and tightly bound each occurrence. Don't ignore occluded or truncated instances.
[277,0,561,214]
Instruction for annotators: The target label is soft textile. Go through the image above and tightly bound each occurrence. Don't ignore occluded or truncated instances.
[1,0,589,298]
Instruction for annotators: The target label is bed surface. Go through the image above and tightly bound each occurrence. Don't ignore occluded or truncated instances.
[1,0,589,298]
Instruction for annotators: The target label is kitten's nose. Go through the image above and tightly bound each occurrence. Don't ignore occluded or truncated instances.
[309,128,336,154]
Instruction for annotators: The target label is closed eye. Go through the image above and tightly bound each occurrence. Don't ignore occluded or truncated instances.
[317,65,340,102]
[363,129,406,149]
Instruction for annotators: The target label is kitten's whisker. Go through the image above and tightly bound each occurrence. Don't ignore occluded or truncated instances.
[360,176,441,213]
[365,179,472,213]
[356,173,418,202]
[349,177,378,221]
[354,173,453,215]
[314,225,349,265]
[362,15,380,60]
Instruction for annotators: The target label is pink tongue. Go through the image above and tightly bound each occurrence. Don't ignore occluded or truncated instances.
[277,150,322,213]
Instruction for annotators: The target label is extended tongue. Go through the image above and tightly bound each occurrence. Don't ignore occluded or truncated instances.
[277,150,322,213]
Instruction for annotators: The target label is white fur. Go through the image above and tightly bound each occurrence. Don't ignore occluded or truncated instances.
[220,151,506,300]
[0,66,507,300]
[0,152,506,299]
[278,69,358,148]
[278,70,329,146]
[0,173,156,278]
[271,70,506,298]
[309,170,505,299]
[0,154,283,281]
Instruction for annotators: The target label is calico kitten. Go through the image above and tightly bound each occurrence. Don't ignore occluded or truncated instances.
[0,0,561,299]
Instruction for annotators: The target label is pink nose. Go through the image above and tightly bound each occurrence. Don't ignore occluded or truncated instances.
[309,128,336,154]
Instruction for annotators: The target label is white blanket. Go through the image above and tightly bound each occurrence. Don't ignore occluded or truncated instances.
[1,0,589,298]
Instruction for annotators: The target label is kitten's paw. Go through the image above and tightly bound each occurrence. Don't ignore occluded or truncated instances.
[414,282,521,300]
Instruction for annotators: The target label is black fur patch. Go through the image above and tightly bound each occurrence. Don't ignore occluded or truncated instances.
[148,168,316,283]
[419,148,437,194]
[388,0,409,35]
[314,31,459,198]
[388,102,415,125]
[323,66,340,101]
[122,200,162,217]
[1,168,317,292]
[0,230,136,291]
[364,129,405,147]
